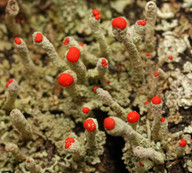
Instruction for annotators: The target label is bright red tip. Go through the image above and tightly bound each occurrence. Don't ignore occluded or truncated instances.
[139,161,143,167]
[6,78,13,88]
[137,20,142,25]
[95,15,100,20]
[92,9,100,16]
[84,119,96,132]
[93,86,99,92]
[153,72,159,77]
[58,73,74,87]
[14,37,21,44]
[65,137,75,143]
[35,33,43,43]
[101,59,108,67]
[66,47,80,63]
[137,20,146,26]
[104,117,115,130]
[144,101,149,105]
[82,107,90,114]
[169,56,173,60]
[65,137,75,149]
[112,17,127,30]
[79,43,84,47]
[179,139,187,147]
[151,96,161,105]
[160,117,165,122]
[107,81,111,85]
[146,52,150,56]
[127,111,139,123]
[63,37,69,45]
[141,20,146,26]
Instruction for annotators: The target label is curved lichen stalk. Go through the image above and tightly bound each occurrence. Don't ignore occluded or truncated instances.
[3,79,19,113]
[112,17,144,85]
[32,32,66,69]
[14,37,37,75]
[5,0,22,36]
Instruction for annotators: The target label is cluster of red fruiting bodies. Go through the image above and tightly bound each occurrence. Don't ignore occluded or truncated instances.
[92,9,100,20]
[11,11,184,165]
[65,137,75,149]
[58,73,74,87]
[137,20,147,26]
[64,119,97,149]
[101,59,108,67]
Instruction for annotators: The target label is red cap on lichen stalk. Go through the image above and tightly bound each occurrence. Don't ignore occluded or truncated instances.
[66,47,81,63]
[127,111,139,123]
[58,73,74,87]
[151,96,161,105]
[92,9,100,20]
[112,17,127,30]
[82,107,90,114]
[84,118,97,132]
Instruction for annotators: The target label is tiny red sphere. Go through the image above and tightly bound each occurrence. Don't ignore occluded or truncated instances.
[93,86,99,92]
[107,81,111,85]
[153,72,159,77]
[95,15,100,20]
[141,20,146,26]
[58,73,74,87]
[139,161,143,167]
[144,101,149,105]
[63,37,69,45]
[104,117,115,130]
[35,33,43,43]
[84,119,96,132]
[66,47,80,63]
[112,17,127,30]
[14,37,21,44]
[169,56,173,60]
[79,43,84,47]
[146,52,150,56]
[179,139,187,147]
[127,111,139,123]
[160,117,165,122]
[82,107,90,114]
[92,9,100,16]
[151,96,161,104]
[65,137,75,143]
